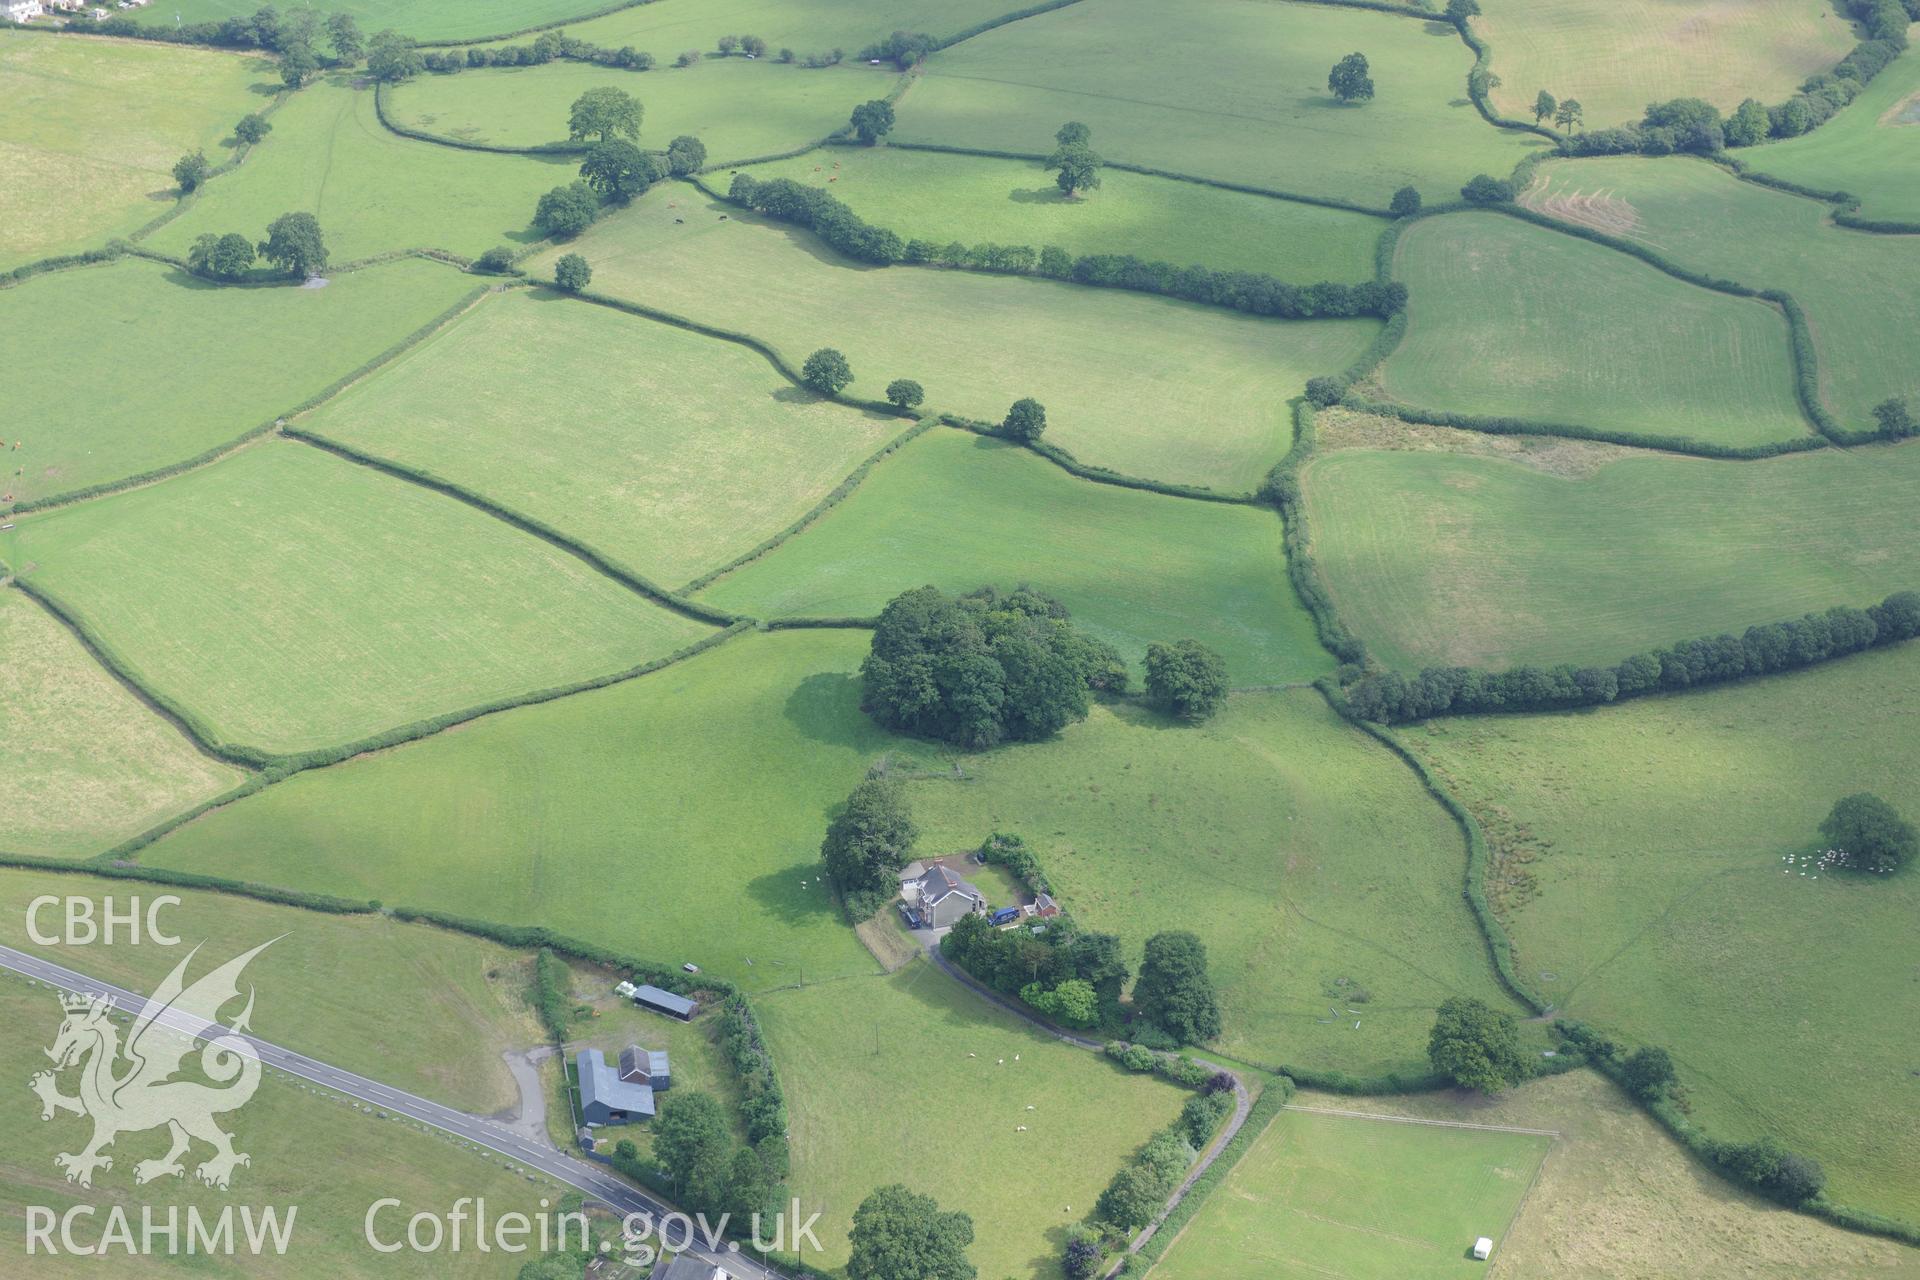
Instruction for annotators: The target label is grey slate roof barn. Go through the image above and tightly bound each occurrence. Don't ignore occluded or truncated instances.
[577,1047,657,1125]
[632,983,698,1021]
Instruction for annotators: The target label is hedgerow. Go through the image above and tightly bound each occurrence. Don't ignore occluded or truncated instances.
[677,418,936,595]
[0,854,377,915]
[1125,1077,1292,1270]
[1343,396,1831,459]
[1259,403,1368,664]
[1340,591,1920,725]
[723,173,1405,320]
[532,947,571,1042]
[373,81,593,155]
[938,414,1258,503]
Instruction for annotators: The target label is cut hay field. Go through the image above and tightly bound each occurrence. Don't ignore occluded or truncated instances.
[908,691,1519,1078]
[1743,45,1920,222]
[0,32,268,270]
[738,147,1386,281]
[0,256,476,509]
[0,867,542,1112]
[0,590,239,857]
[1381,211,1810,448]
[1152,1105,1550,1280]
[757,960,1188,1280]
[1302,423,1920,670]
[539,188,1378,492]
[149,75,579,263]
[301,287,903,586]
[386,60,874,162]
[141,629,893,993]
[1478,0,1854,128]
[891,0,1543,207]
[1282,1075,1920,1279]
[0,979,550,1279]
[698,432,1332,686]
[10,441,713,754]
[1527,155,1920,430]
[135,0,598,41]
[1404,644,1920,1221]
[537,0,1020,62]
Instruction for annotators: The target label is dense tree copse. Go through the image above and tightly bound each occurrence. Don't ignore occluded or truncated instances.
[848,1186,976,1280]
[1873,398,1916,441]
[1622,1046,1677,1100]
[1427,996,1527,1093]
[946,911,1130,1028]
[1820,793,1916,873]
[1460,173,1515,204]
[326,11,363,63]
[1345,591,1920,724]
[860,585,1126,748]
[859,30,936,68]
[187,232,256,280]
[727,174,905,264]
[1144,640,1229,721]
[1133,931,1222,1044]
[366,29,424,83]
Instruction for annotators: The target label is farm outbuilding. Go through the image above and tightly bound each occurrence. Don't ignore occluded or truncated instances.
[632,983,698,1021]
[577,1048,656,1125]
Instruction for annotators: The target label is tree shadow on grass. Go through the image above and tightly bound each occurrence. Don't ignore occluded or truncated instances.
[783,671,872,748]
[743,862,842,929]
[1008,186,1070,205]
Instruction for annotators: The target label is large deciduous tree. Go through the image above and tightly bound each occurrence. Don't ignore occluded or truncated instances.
[820,777,918,907]
[1428,996,1527,1093]
[1328,52,1374,103]
[1133,931,1223,1044]
[568,86,643,142]
[259,211,327,278]
[1820,793,1916,873]
[1144,640,1229,721]
[535,181,599,237]
[847,1185,976,1280]
[850,98,895,144]
[801,347,853,394]
[578,139,661,201]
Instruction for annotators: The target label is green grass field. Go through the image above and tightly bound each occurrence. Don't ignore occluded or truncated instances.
[302,287,902,586]
[0,978,555,1279]
[1742,45,1920,222]
[0,590,239,857]
[530,0,1021,60]
[891,0,1544,207]
[757,960,1188,1279]
[9,441,712,754]
[140,629,893,993]
[135,0,602,41]
[908,691,1520,1078]
[0,866,542,1111]
[0,32,268,270]
[698,431,1332,686]
[1382,211,1810,448]
[539,187,1377,492]
[1302,425,1920,670]
[1404,644,1920,1221]
[1477,0,1854,128]
[737,147,1386,280]
[1153,1105,1550,1279]
[149,75,579,263]
[1282,1075,1920,1279]
[1,256,476,508]
[1527,155,1920,430]
[387,59,874,162]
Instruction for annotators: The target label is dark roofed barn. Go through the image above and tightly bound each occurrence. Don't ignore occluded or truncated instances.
[578,1048,655,1125]
[632,984,698,1021]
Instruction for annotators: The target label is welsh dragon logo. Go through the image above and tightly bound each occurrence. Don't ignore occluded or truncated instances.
[29,940,276,1190]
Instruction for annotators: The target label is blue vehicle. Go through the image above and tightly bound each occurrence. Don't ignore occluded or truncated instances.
[989,906,1022,926]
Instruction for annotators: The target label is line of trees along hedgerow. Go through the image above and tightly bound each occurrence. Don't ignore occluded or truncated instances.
[1342,591,1920,724]
[723,173,1408,321]
[1522,0,1918,156]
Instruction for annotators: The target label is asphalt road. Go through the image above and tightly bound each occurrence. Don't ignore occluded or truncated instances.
[0,942,791,1279]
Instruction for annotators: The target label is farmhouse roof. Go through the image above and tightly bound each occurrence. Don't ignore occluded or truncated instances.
[652,1254,735,1280]
[918,864,984,906]
[578,1048,655,1117]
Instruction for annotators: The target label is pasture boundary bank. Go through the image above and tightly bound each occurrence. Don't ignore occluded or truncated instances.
[373,79,592,156]
[2,271,494,517]
[1717,155,1920,235]
[1560,1023,1920,1247]
[937,414,1260,504]
[1262,402,1368,664]
[1334,201,1858,446]
[675,418,938,596]
[283,427,740,626]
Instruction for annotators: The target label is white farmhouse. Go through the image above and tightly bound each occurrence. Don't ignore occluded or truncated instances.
[5,0,45,23]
